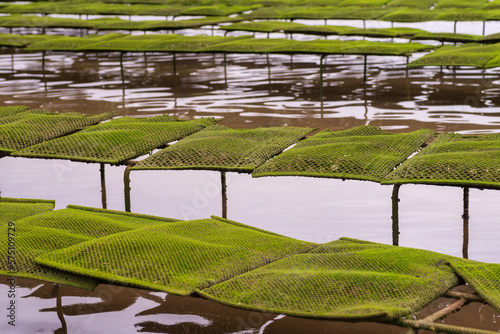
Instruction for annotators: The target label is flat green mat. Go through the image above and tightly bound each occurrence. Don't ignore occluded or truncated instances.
[0,197,55,226]
[409,43,500,68]
[13,116,216,164]
[222,21,426,39]
[131,124,314,172]
[253,126,434,182]
[0,32,58,47]
[204,38,433,56]
[0,111,113,153]
[247,6,391,20]
[24,33,125,51]
[0,205,177,289]
[0,3,256,17]
[35,216,318,295]
[382,132,500,189]
[197,238,460,321]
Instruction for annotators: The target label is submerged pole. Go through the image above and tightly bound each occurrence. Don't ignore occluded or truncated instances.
[483,20,486,36]
[391,184,401,246]
[406,56,409,78]
[54,284,68,333]
[100,163,107,210]
[267,54,271,87]
[454,21,457,34]
[462,187,469,259]
[172,52,177,77]
[223,53,227,86]
[221,171,227,219]
[320,55,325,100]
[42,50,47,91]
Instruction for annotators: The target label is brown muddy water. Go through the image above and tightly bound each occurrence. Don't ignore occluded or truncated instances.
[1,18,500,333]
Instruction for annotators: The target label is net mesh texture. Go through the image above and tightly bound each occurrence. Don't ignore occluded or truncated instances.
[382,132,500,189]
[132,124,314,172]
[14,116,216,164]
[36,216,318,295]
[253,126,434,182]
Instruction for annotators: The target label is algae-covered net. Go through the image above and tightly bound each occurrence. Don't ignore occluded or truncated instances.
[14,116,216,164]
[133,124,314,172]
[450,261,500,312]
[197,238,459,321]
[0,105,30,119]
[0,111,113,153]
[36,216,317,295]
[382,132,500,189]
[408,43,500,68]
[0,197,55,226]
[0,205,177,289]
[253,126,434,182]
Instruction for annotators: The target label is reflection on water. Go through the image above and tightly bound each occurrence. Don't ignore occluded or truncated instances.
[1,276,412,334]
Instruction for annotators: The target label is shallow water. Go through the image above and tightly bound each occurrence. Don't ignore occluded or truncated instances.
[1,18,500,333]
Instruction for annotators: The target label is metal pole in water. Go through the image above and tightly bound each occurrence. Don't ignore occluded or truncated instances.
[392,184,401,246]
[100,163,107,210]
[462,187,469,259]
[221,171,227,219]
[454,21,457,34]
[483,20,486,36]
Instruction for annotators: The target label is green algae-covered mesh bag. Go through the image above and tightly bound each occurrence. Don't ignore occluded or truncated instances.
[132,124,314,172]
[408,43,500,68]
[0,206,177,289]
[253,126,434,182]
[0,111,113,153]
[35,216,318,295]
[25,33,124,51]
[14,116,216,164]
[0,197,55,226]
[383,132,500,188]
[198,238,460,321]
[0,105,30,119]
